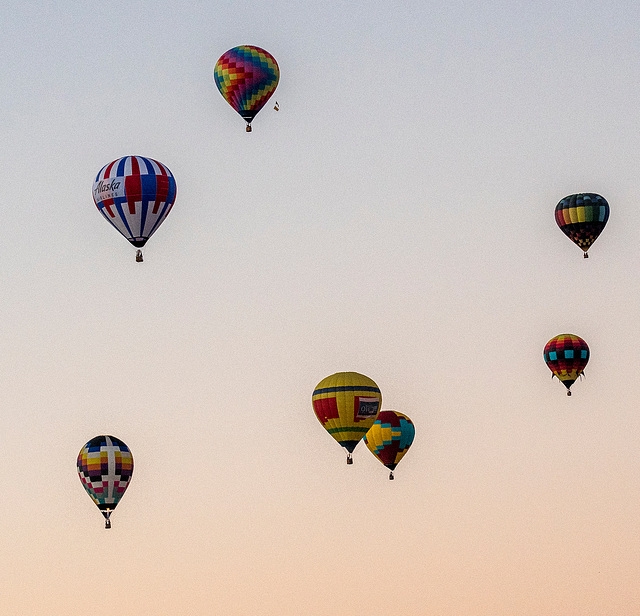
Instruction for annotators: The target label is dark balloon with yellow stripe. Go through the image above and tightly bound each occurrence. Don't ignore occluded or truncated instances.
[555,193,609,258]
[312,372,382,464]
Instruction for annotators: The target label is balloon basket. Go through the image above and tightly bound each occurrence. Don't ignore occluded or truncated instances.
[346,453,353,465]
[583,252,589,258]
[389,471,394,480]
[136,249,143,262]
[245,124,252,133]
[567,390,572,396]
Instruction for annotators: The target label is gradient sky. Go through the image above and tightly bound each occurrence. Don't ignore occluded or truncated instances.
[1,1,639,614]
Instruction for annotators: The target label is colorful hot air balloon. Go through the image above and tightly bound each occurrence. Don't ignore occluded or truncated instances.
[93,156,177,261]
[555,193,609,258]
[543,334,590,396]
[312,371,382,464]
[214,45,279,132]
[364,410,415,480]
[77,435,134,528]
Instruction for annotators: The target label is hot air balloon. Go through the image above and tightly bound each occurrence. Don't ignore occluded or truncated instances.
[214,45,279,132]
[543,334,589,396]
[555,193,609,258]
[77,435,134,528]
[364,410,415,480]
[312,371,381,464]
[93,156,177,262]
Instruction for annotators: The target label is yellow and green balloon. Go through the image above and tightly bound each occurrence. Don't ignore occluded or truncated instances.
[312,372,381,464]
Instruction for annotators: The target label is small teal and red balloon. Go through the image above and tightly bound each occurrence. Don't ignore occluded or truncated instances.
[214,45,279,132]
[364,410,415,479]
[555,193,609,258]
[544,334,590,396]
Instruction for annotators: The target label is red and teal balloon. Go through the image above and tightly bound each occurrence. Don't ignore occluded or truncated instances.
[555,193,609,258]
[543,334,590,396]
[364,411,415,480]
[214,45,279,132]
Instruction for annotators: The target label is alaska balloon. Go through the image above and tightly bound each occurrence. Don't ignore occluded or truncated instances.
[544,334,590,396]
[77,435,134,528]
[555,193,609,258]
[312,372,382,464]
[214,45,279,132]
[93,156,177,262]
[364,410,415,480]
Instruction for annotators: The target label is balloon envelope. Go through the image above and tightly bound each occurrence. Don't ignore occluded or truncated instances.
[77,435,134,526]
[312,371,381,458]
[214,45,279,128]
[555,193,609,256]
[364,410,415,475]
[544,334,589,394]
[93,156,177,249]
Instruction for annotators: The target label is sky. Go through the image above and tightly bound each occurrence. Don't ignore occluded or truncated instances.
[1,0,640,614]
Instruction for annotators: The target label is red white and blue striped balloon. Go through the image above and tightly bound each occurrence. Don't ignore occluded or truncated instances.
[93,156,177,249]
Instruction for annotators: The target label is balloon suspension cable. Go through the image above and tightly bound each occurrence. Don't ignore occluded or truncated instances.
[136,249,143,263]
[346,452,353,465]
[104,510,112,529]
[389,471,394,480]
